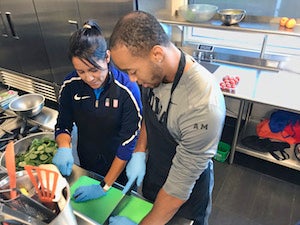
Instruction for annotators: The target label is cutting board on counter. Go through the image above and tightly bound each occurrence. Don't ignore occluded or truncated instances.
[117,195,153,223]
[70,176,123,224]
[70,176,153,224]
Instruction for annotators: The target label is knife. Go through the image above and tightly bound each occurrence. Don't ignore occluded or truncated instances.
[103,179,137,225]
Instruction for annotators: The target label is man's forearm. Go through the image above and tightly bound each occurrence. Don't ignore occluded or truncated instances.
[134,120,147,153]
[140,188,185,225]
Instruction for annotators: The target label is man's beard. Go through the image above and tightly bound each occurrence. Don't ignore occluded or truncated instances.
[150,61,164,88]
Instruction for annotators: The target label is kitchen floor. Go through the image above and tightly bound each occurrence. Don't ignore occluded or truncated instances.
[210,152,300,225]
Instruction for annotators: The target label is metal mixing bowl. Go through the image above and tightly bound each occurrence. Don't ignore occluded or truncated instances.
[178,4,218,23]
[218,9,246,25]
[0,132,55,170]
[9,93,45,118]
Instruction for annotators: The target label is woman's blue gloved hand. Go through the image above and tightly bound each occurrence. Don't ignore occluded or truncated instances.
[52,147,74,176]
[73,184,106,202]
[123,152,146,194]
[109,216,137,225]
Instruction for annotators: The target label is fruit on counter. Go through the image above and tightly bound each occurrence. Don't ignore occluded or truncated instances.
[220,75,240,91]
[279,17,296,29]
[285,18,296,29]
[279,17,289,26]
[15,137,57,171]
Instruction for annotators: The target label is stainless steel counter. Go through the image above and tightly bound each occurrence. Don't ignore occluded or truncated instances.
[208,61,300,169]
[68,165,194,225]
[30,106,58,131]
[213,64,300,113]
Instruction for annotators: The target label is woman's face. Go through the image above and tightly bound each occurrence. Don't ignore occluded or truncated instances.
[72,52,110,89]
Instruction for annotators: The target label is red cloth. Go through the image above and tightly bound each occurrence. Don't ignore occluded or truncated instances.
[256,119,300,145]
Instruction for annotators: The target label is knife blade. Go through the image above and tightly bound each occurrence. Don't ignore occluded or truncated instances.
[103,179,136,225]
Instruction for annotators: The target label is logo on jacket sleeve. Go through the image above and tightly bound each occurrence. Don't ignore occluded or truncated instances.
[74,94,91,101]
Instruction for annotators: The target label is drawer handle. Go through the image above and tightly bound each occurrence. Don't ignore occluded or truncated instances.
[68,19,79,30]
[5,12,19,39]
[0,12,8,37]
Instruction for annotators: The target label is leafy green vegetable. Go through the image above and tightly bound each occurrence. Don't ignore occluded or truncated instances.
[15,137,58,171]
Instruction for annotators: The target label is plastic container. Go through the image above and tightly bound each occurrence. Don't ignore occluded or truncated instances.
[214,142,231,162]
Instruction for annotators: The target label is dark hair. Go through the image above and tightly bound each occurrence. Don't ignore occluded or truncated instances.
[68,19,107,69]
[109,11,170,57]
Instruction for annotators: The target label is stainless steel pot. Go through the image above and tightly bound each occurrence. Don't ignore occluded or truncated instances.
[9,93,45,118]
[0,170,78,225]
[0,132,78,225]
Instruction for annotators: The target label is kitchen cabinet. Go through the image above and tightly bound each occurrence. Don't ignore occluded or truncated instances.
[0,11,22,73]
[0,0,135,93]
[34,0,134,85]
[0,0,53,82]
[33,0,81,85]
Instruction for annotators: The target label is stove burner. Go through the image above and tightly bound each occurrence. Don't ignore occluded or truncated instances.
[0,124,43,151]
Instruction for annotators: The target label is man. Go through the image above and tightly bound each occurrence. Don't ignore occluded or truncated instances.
[109,11,226,225]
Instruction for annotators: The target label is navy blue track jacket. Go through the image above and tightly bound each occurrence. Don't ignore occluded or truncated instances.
[55,63,142,177]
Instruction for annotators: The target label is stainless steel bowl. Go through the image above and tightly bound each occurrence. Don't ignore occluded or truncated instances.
[218,9,246,25]
[178,4,218,23]
[0,132,55,170]
[9,93,45,118]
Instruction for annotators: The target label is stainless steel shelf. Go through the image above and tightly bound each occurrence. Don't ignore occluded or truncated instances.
[236,145,300,171]
[236,117,300,171]
[158,14,300,37]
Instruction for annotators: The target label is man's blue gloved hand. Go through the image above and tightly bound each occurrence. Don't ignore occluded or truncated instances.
[109,216,137,225]
[73,184,106,202]
[52,147,74,176]
[123,152,146,194]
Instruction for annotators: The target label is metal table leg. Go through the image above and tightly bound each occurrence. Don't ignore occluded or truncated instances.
[228,99,246,164]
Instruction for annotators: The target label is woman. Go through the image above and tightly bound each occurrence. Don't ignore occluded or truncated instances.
[52,20,142,202]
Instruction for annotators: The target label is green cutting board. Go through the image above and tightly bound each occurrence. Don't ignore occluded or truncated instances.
[117,196,153,223]
[70,176,123,224]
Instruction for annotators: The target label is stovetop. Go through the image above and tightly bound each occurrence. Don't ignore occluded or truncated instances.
[0,106,58,151]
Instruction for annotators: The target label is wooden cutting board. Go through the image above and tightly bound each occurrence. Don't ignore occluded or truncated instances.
[70,176,123,224]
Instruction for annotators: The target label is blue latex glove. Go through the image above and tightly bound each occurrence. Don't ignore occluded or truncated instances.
[73,184,106,202]
[52,147,74,176]
[109,216,137,225]
[123,152,146,194]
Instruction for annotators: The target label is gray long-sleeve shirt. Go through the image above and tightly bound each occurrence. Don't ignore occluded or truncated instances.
[152,58,226,200]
